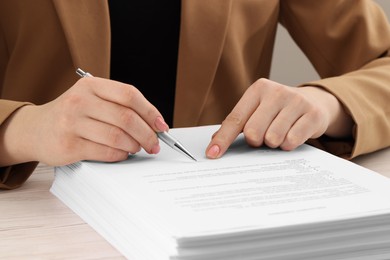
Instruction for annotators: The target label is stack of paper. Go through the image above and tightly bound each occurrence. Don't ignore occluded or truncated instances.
[51,125,390,259]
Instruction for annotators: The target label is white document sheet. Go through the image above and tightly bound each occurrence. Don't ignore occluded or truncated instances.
[68,125,390,237]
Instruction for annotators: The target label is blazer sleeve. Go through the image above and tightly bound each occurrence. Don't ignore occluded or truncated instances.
[0,100,38,189]
[280,0,390,159]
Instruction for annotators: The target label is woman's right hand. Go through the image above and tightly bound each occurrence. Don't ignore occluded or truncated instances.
[0,77,169,166]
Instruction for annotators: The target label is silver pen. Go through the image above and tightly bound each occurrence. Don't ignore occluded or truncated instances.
[76,68,197,161]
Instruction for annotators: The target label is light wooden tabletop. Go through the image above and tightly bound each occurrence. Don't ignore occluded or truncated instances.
[1,147,390,259]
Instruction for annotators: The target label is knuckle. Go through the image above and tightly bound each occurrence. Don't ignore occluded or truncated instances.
[121,85,139,104]
[244,128,263,147]
[291,92,305,105]
[305,106,325,125]
[276,113,291,123]
[62,92,84,109]
[107,126,124,147]
[120,109,137,128]
[310,106,324,119]
[128,144,141,154]
[272,84,288,100]
[246,138,263,147]
[254,77,269,87]
[144,132,158,149]
[282,133,303,151]
[264,131,282,148]
[105,147,128,162]
[212,131,230,145]
[250,78,268,93]
[224,111,243,126]
[146,106,159,120]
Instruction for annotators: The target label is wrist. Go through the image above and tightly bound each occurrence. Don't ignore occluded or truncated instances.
[0,105,39,166]
[299,86,353,138]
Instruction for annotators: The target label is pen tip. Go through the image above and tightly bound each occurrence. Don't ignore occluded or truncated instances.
[185,152,197,162]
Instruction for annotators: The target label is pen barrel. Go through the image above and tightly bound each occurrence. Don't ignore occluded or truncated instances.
[157,132,177,147]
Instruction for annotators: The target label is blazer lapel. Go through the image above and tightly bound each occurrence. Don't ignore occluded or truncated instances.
[174,0,233,127]
[52,0,110,78]
[53,0,232,127]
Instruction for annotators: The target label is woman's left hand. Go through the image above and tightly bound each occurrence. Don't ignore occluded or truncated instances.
[206,78,353,159]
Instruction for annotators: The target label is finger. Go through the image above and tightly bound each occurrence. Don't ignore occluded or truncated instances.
[242,79,298,148]
[75,117,142,154]
[242,97,283,147]
[206,86,261,159]
[263,102,306,148]
[279,114,316,151]
[84,98,160,154]
[81,77,169,132]
[56,137,129,166]
[280,110,326,151]
[78,138,130,163]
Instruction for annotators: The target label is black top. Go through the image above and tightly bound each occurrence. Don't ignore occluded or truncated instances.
[109,1,181,127]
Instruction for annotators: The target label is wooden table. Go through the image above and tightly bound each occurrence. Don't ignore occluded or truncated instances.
[1,148,390,259]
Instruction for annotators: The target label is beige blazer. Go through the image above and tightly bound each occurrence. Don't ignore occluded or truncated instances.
[1,0,390,189]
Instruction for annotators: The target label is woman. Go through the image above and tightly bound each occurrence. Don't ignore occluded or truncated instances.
[1,0,389,189]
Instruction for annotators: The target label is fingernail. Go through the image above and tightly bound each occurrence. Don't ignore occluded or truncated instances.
[155,116,169,132]
[151,144,160,154]
[206,144,220,159]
